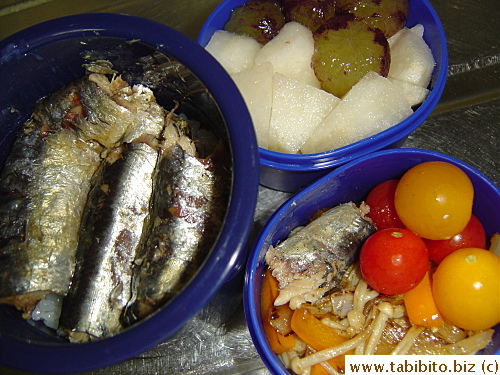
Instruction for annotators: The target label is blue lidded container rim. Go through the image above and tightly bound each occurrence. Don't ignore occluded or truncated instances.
[0,13,259,373]
[244,148,500,375]
[197,0,448,173]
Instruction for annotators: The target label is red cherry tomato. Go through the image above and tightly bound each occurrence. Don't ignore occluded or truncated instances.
[424,214,486,264]
[360,228,429,295]
[365,179,405,230]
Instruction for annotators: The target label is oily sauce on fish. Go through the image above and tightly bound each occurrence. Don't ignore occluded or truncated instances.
[0,69,231,341]
[266,202,376,308]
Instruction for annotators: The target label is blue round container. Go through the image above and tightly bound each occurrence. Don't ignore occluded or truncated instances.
[0,13,259,373]
[244,148,499,374]
[198,0,448,192]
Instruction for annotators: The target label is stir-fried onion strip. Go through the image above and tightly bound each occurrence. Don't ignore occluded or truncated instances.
[291,325,372,373]
[489,233,500,257]
[413,329,494,355]
[347,309,365,330]
[390,325,425,355]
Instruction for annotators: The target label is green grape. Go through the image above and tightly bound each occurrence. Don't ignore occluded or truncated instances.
[224,0,286,44]
[335,0,409,38]
[281,0,336,32]
[312,13,390,98]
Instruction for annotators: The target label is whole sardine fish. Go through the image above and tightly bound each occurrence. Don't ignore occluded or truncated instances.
[58,107,229,340]
[58,142,160,342]
[0,72,165,315]
[265,202,376,308]
[123,120,231,325]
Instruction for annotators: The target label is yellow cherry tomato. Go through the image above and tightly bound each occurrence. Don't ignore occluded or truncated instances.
[394,161,474,240]
[432,248,500,331]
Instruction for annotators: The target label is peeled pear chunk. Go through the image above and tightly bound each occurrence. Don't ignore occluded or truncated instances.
[388,24,435,88]
[231,62,275,149]
[301,71,413,154]
[254,21,321,88]
[205,30,262,75]
[205,19,435,155]
[389,77,430,107]
[269,73,339,154]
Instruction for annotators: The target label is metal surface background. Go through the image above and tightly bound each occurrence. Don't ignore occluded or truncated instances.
[0,0,498,374]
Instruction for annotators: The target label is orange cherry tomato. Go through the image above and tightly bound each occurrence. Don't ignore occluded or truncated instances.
[394,161,474,240]
[432,248,500,331]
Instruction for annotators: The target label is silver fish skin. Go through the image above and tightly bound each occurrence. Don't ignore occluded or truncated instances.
[265,202,376,308]
[58,142,159,342]
[0,73,163,314]
[0,79,104,313]
[123,137,231,325]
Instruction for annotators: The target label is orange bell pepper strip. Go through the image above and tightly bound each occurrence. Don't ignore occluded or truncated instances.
[277,329,297,349]
[263,319,291,354]
[261,269,296,354]
[291,307,349,370]
[404,271,444,328]
[311,363,331,375]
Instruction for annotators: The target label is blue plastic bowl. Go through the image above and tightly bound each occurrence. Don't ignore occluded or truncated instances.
[244,148,499,374]
[198,0,448,192]
[0,13,259,373]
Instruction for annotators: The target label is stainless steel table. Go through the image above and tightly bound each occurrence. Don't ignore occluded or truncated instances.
[1,0,498,374]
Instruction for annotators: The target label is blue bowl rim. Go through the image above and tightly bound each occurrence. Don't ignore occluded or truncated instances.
[197,0,449,172]
[244,148,500,374]
[0,12,260,373]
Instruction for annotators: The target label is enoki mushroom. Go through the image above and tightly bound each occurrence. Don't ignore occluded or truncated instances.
[276,264,494,374]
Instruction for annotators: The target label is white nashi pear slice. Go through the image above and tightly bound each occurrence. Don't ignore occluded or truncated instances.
[268,73,339,154]
[205,30,262,75]
[388,24,435,88]
[254,22,321,88]
[231,63,275,149]
[388,77,430,107]
[301,71,413,154]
